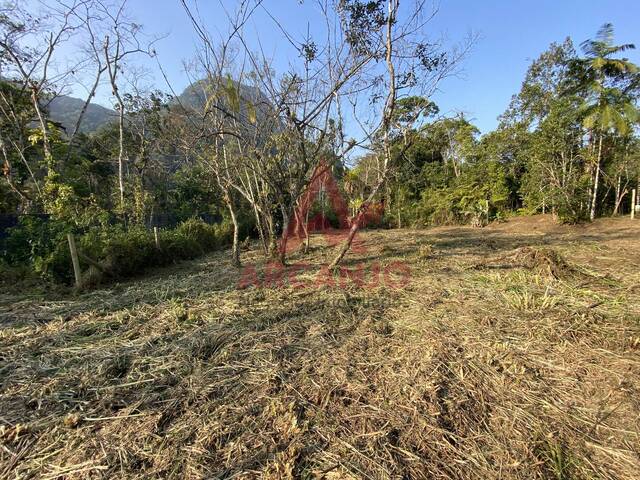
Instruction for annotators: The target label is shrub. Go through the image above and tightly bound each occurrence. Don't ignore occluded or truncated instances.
[2,216,69,279]
[96,226,159,277]
[175,218,219,251]
[213,221,234,247]
[0,261,41,289]
[4,217,233,286]
[48,239,74,283]
[159,228,202,261]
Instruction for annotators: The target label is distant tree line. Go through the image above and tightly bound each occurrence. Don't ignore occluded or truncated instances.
[376,25,639,227]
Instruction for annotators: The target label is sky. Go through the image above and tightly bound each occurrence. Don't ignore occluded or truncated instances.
[24,0,640,135]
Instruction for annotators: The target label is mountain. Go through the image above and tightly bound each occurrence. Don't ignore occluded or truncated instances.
[44,78,273,136]
[47,95,117,134]
[176,78,276,126]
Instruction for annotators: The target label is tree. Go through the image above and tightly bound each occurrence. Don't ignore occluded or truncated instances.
[522,96,586,220]
[497,39,578,216]
[0,0,156,222]
[0,78,40,209]
[430,115,478,178]
[572,23,639,220]
[180,0,388,266]
[99,0,157,216]
[329,0,471,268]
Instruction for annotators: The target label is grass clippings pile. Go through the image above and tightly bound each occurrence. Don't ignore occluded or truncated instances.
[477,245,574,279]
[508,245,571,277]
[1,216,639,479]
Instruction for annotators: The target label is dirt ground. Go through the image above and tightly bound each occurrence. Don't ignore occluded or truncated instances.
[1,215,639,479]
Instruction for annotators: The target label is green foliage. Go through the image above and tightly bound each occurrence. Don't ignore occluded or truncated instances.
[384,111,512,227]
[413,160,510,226]
[0,261,40,289]
[494,26,640,221]
[3,218,234,285]
[309,199,340,229]
[575,25,640,137]
[68,219,228,284]
[164,165,220,221]
[520,96,590,222]
[77,226,160,280]
[2,216,69,276]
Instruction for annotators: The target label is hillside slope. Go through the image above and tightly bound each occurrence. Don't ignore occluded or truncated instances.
[47,95,117,134]
[44,77,272,136]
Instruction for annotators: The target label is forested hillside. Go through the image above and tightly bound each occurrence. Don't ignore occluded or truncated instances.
[47,95,117,134]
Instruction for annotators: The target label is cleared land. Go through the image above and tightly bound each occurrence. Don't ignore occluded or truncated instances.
[1,215,639,479]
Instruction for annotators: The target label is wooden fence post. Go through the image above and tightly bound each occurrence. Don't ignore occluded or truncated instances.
[632,189,637,220]
[154,227,160,249]
[67,233,82,287]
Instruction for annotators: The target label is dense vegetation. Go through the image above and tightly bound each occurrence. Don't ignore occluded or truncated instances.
[384,30,640,226]
[1,1,639,287]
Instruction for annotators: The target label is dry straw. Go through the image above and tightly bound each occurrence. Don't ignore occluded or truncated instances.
[1,216,639,479]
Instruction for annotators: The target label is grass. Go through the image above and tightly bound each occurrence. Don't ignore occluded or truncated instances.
[1,215,639,479]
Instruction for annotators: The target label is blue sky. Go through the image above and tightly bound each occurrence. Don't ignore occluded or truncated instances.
[429,0,640,132]
[29,0,640,135]
[121,0,640,134]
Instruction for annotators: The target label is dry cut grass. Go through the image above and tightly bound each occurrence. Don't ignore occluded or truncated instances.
[1,215,639,479]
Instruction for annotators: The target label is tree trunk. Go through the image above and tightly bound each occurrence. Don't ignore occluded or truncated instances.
[265,213,278,258]
[293,207,310,254]
[117,103,126,213]
[613,175,626,216]
[329,214,362,270]
[590,134,603,222]
[31,88,52,167]
[278,209,291,265]
[252,203,268,256]
[226,196,241,267]
[329,176,385,269]
[67,66,106,153]
[304,207,311,253]
[104,37,126,215]
[586,134,595,216]
[613,189,627,216]
[329,0,397,270]
[396,187,402,228]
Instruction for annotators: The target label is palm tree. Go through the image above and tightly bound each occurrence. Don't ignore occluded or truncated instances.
[576,23,639,220]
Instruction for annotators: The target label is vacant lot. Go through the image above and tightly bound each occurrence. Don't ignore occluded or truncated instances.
[1,215,639,479]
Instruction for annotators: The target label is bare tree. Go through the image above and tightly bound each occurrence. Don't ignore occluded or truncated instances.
[0,0,155,215]
[181,0,386,265]
[0,0,104,212]
[176,1,357,265]
[329,0,472,268]
[0,1,91,173]
[97,0,156,214]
